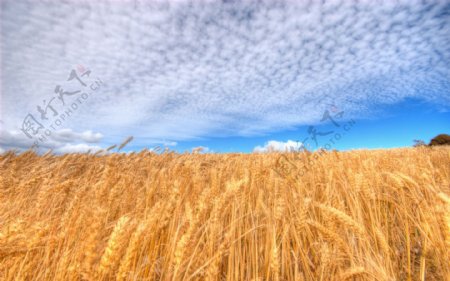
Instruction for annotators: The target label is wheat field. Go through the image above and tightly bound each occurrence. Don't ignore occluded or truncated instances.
[0,147,449,281]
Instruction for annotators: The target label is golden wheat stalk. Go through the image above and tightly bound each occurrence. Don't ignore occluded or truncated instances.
[118,136,134,151]
[315,203,366,236]
[98,216,133,278]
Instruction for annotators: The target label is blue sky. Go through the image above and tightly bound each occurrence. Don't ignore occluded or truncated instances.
[154,98,450,153]
[0,0,449,153]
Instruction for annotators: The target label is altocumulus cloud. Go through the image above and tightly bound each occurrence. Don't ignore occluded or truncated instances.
[1,0,449,152]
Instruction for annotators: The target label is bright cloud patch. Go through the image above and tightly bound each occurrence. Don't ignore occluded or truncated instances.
[0,129,104,153]
[192,146,210,153]
[54,143,103,154]
[51,129,103,144]
[254,140,302,153]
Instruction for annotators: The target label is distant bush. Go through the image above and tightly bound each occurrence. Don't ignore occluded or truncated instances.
[429,134,450,146]
[413,140,426,147]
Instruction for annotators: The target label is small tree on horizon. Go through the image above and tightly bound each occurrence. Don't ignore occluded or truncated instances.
[413,139,426,147]
[429,134,450,146]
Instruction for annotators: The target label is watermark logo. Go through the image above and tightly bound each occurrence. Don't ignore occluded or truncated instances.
[294,104,350,150]
[274,104,356,179]
[20,65,104,149]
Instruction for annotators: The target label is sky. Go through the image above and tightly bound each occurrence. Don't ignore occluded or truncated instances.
[0,0,449,154]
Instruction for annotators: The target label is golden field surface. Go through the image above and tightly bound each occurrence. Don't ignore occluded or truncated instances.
[0,147,449,281]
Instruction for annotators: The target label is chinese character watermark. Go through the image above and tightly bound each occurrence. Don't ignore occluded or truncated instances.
[273,104,356,179]
[20,65,105,149]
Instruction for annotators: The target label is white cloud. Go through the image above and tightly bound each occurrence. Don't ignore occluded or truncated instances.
[54,143,103,154]
[1,0,449,149]
[192,146,210,153]
[162,141,178,147]
[254,140,302,153]
[51,129,103,143]
[0,128,104,153]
